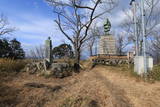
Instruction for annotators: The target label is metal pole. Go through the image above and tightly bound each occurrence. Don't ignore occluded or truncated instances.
[95,38,98,56]
[141,0,147,74]
[132,1,139,56]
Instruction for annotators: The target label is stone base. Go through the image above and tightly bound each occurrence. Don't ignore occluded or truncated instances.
[134,56,153,75]
[98,35,116,55]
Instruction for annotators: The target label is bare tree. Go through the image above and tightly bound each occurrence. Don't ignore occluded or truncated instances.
[87,35,96,56]
[28,45,45,59]
[86,25,104,56]
[148,31,160,64]
[46,0,117,69]
[116,33,130,55]
[120,0,160,55]
[0,14,15,37]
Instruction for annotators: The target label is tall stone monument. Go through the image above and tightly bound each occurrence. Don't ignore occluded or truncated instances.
[98,19,116,55]
[45,37,52,63]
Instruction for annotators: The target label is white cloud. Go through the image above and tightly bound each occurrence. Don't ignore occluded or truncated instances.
[12,14,56,35]
[9,13,69,52]
[108,9,132,27]
[81,0,130,30]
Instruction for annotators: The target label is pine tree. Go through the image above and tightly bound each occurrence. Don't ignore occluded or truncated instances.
[10,38,25,59]
[52,44,74,59]
[0,39,12,58]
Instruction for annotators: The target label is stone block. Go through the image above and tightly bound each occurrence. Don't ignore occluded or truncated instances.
[134,56,153,75]
[98,35,116,55]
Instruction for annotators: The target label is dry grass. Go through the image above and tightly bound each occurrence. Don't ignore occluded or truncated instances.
[148,65,160,81]
[99,64,141,81]
[117,64,160,82]
[115,64,160,82]
[60,96,95,107]
[0,60,160,107]
[93,66,160,107]
[0,66,111,107]
[80,60,93,70]
[0,58,28,72]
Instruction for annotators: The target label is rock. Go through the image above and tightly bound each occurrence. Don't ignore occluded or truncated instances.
[24,83,62,92]
[23,61,73,78]
[49,63,72,78]
[88,100,99,107]
[24,83,45,88]
[51,63,69,70]
[45,85,62,92]
[50,86,62,92]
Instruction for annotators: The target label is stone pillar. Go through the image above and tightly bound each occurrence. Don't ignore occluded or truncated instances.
[45,37,52,63]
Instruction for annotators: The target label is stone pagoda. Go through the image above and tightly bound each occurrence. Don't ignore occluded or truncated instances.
[98,19,116,55]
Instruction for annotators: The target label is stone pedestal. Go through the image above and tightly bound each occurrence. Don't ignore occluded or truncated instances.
[98,35,116,55]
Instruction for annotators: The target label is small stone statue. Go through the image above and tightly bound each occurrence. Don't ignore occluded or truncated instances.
[104,18,111,35]
[45,37,52,63]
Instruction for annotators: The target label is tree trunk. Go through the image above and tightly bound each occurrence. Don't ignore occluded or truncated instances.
[74,44,81,72]
[89,45,93,56]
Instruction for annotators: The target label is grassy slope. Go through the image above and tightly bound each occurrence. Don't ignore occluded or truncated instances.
[1,63,160,107]
[0,58,160,107]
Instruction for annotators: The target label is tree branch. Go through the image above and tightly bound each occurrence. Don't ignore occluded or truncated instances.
[55,15,74,44]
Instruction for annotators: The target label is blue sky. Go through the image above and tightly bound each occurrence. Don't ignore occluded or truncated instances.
[0,0,131,55]
[0,0,66,52]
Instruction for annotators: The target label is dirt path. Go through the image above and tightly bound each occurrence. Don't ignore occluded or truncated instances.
[1,66,160,107]
[93,71,133,107]
[92,66,160,107]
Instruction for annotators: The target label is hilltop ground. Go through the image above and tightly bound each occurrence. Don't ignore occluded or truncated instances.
[0,65,160,107]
